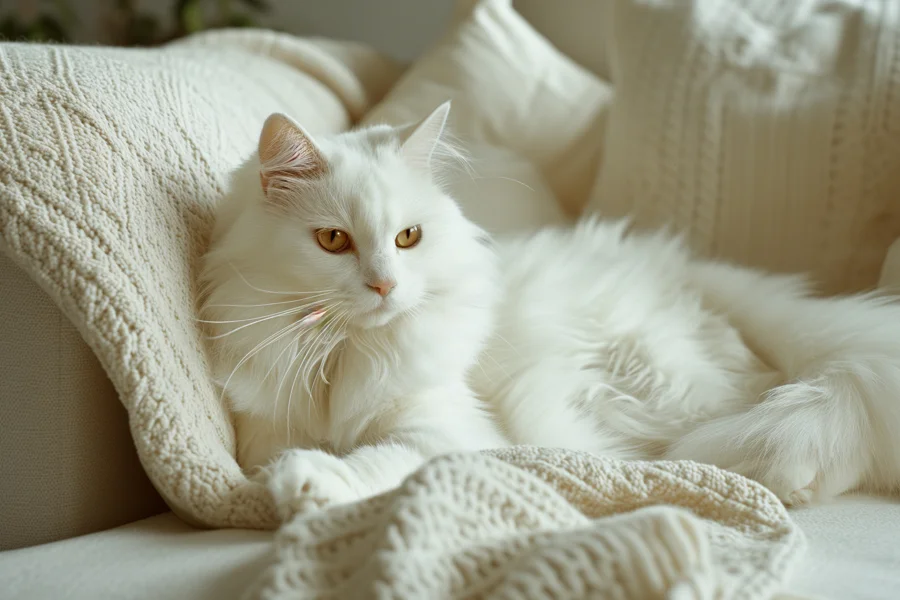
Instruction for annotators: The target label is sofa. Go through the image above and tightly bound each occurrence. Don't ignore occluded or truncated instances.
[2,0,900,598]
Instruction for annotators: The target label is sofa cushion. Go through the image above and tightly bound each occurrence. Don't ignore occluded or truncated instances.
[587,0,900,293]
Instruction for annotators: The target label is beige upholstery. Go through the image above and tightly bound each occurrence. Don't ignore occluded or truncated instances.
[0,513,271,600]
[0,251,166,550]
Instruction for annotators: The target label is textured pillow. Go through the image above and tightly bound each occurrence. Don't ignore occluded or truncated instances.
[369,0,613,215]
[587,0,900,293]
[0,30,399,530]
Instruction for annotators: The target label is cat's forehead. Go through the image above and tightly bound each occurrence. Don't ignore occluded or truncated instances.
[317,144,435,236]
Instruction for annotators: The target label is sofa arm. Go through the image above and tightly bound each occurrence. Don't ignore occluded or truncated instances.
[0,251,167,551]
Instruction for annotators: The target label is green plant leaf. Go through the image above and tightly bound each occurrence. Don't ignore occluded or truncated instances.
[36,15,68,42]
[181,0,205,33]
[238,0,269,11]
[130,14,160,45]
[226,13,256,27]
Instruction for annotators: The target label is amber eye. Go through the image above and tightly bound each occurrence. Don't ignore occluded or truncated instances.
[315,228,352,253]
[395,225,422,249]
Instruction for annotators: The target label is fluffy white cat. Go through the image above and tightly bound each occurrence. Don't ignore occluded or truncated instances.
[201,103,900,518]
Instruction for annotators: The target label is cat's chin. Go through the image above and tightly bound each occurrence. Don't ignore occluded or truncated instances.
[354,304,402,330]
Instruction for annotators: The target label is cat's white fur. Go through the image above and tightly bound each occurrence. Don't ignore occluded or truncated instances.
[201,104,900,517]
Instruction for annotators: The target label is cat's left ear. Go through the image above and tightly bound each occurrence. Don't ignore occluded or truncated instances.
[399,101,451,172]
[257,113,327,196]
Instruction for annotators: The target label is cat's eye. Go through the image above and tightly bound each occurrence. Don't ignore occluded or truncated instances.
[395,225,422,249]
[315,228,352,253]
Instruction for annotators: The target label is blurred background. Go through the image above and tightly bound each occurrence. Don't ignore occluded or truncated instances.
[0,0,457,61]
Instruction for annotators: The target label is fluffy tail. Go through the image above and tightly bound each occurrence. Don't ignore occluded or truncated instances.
[668,262,900,504]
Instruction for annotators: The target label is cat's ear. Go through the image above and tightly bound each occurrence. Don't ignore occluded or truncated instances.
[399,102,451,172]
[257,113,327,195]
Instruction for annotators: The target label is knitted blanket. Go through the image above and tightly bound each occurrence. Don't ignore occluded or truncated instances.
[247,448,805,599]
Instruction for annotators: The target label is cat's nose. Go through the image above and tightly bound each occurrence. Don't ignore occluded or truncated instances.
[366,280,396,297]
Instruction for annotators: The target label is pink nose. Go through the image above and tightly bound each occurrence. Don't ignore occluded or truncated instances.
[367,280,396,297]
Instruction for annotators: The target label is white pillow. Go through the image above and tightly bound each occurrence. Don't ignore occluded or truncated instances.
[587,0,900,293]
[455,0,613,80]
[366,0,613,216]
[443,142,569,236]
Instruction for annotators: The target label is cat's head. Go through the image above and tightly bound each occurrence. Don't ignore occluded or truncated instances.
[216,103,494,330]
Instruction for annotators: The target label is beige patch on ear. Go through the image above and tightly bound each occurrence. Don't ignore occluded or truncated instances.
[258,113,327,194]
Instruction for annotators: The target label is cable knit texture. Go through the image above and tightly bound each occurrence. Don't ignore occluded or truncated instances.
[247,448,804,600]
[0,30,400,529]
[588,0,900,294]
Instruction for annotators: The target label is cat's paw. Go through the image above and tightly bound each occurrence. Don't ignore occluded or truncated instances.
[265,449,362,520]
[728,460,818,507]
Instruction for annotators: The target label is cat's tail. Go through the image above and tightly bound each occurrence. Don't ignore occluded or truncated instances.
[668,262,900,504]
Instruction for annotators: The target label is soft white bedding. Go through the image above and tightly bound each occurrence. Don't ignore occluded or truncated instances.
[789,496,900,600]
[1,496,897,600]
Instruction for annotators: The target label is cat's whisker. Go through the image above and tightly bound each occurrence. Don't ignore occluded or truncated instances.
[275,306,337,401]
[275,331,313,422]
[217,316,310,404]
[280,304,343,410]
[303,308,348,396]
[204,299,331,338]
[287,307,346,423]
[316,310,350,387]
[479,350,513,382]
[493,333,522,357]
[269,327,305,425]
[261,316,319,385]
[201,292,337,311]
[472,175,536,193]
[216,301,339,404]
[229,264,334,297]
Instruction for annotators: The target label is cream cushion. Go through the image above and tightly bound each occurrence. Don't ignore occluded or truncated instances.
[588,0,900,293]
[0,30,399,530]
[372,0,613,215]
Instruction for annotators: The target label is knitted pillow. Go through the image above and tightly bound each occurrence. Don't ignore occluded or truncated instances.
[587,0,900,293]
[368,0,613,215]
[0,30,399,530]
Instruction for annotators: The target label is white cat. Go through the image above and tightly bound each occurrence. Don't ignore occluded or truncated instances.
[201,103,900,518]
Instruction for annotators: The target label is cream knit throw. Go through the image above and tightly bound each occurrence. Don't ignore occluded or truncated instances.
[248,447,804,600]
[0,30,399,529]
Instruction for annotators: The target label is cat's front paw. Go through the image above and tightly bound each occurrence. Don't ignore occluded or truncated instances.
[265,449,362,520]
